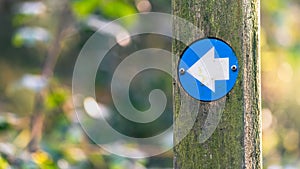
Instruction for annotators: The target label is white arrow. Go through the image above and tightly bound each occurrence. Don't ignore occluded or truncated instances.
[187,47,229,92]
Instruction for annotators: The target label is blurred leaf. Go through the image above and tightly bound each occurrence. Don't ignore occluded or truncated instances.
[13,129,31,148]
[262,0,287,13]
[99,0,136,18]
[45,88,68,110]
[0,156,10,169]
[71,0,99,18]
[0,116,10,131]
[32,151,50,164]
[12,33,24,47]
[72,0,137,26]
[12,14,33,26]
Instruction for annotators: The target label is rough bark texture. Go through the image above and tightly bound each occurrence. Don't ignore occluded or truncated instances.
[173,0,261,168]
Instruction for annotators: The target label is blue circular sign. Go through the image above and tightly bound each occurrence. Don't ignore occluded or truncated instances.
[178,38,239,101]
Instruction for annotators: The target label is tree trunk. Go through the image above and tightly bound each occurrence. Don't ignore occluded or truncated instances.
[173,0,261,168]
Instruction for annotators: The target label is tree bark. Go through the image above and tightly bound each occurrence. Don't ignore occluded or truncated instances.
[173,0,261,168]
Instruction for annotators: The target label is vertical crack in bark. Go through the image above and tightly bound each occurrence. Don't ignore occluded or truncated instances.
[242,0,262,168]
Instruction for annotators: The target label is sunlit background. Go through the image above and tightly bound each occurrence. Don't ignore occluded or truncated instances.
[261,0,300,168]
[0,0,299,168]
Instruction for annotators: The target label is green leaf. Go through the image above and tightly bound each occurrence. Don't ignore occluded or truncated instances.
[98,0,137,25]
[45,88,68,110]
[0,156,10,169]
[12,34,24,47]
[71,0,99,18]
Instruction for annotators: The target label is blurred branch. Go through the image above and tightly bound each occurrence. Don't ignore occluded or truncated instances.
[27,0,74,152]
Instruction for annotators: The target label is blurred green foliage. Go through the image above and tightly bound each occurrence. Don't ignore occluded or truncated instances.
[0,0,173,168]
[72,0,136,21]
[261,0,300,168]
